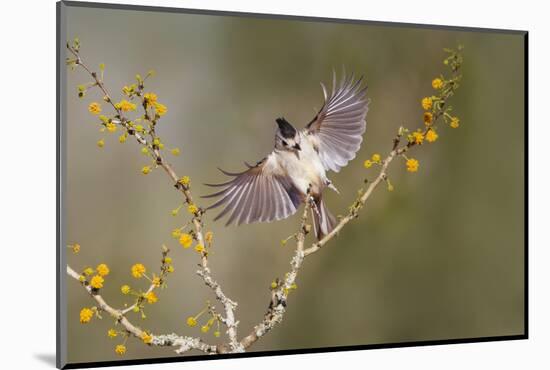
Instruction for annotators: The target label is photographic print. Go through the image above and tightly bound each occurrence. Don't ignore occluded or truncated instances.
[57,1,527,368]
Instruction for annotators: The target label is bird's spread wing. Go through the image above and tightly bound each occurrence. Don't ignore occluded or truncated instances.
[202,153,302,226]
[305,71,369,173]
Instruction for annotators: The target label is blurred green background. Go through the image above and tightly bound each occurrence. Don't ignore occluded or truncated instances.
[64,5,525,364]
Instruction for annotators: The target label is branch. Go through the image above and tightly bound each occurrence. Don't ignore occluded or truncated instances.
[67,43,240,351]
[66,265,217,355]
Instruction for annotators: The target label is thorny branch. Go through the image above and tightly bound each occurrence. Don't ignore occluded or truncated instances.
[65,40,463,355]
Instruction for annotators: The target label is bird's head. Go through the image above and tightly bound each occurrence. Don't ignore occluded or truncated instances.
[275,117,301,152]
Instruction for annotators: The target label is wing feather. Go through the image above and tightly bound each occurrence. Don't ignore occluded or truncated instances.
[305,72,369,172]
[203,154,302,225]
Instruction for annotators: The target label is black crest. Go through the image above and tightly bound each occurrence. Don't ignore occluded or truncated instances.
[276,117,297,139]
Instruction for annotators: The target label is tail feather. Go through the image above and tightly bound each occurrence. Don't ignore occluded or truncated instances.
[311,198,336,240]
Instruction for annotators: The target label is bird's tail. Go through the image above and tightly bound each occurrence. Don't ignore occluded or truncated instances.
[311,197,337,240]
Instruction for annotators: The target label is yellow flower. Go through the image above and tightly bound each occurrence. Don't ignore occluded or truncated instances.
[179,233,193,248]
[71,244,80,254]
[153,102,167,116]
[423,112,433,126]
[432,78,444,89]
[178,176,190,186]
[270,281,278,289]
[90,275,104,289]
[201,325,210,333]
[450,116,460,128]
[406,158,420,173]
[166,265,174,273]
[135,124,144,133]
[121,285,131,294]
[143,92,158,106]
[171,148,180,156]
[194,244,205,254]
[97,139,105,148]
[371,153,381,163]
[108,329,118,338]
[141,166,151,175]
[144,291,158,304]
[96,263,110,277]
[79,308,94,323]
[186,317,197,327]
[411,131,424,145]
[88,102,101,115]
[153,138,161,147]
[187,204,198,215]
[421,97,433,110]
[83,267,94,276]
[171,228,181,239]
[426,129,439,143]
[115,99,137,112]
[118,134,127,143]
[205,231,213,244]
[106,122,117,133]
[152,275,161,287]
[164,257,172,264]
[131,263,146,278]
[78,275,86,282]
[214,331,221,338]
[363,160,373,169]
[141,331,153,344]
[115,344,126,356]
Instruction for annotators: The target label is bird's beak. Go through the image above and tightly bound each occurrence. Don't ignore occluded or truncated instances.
[293,143,301,151]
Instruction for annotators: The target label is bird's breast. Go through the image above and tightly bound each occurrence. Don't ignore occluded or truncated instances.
[278,141,327,196]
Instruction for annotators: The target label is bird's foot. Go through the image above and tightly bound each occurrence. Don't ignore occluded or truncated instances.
[326,179,340,194]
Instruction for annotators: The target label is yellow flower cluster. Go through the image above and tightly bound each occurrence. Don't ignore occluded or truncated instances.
[421,97,433,110]
[90,275,104,289]
[152,275,161,287]
[70,243,80,254]
[423,112,433,126]
[107,329,118,338]
[194,244,205,254]
[106,122,117,133]
[97,139,105,148]
[144,291,158,304]
[115,99,137,112]
[406,158,419,173]
[79,308,94,323]
[205,231,213,244]
[141,331,153,344]
[426,129,438,143]
[178,176,190,186]
[153,102,167,116]
[143,92,158,106]
[411,131,424,145]
[179,233,193,248]
[131,263,146,278]
[186,317,197,327]
[141,166,151,175]
[187,204,198,215]
[171,148,180,156]
[88,102,101,115]
[450,116,460,128]
[115,344,126,355]
[432,78,444,89]
[96,263,110,276]
[121,284,131,294]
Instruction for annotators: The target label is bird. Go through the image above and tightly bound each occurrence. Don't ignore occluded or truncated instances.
[202,71,369,240]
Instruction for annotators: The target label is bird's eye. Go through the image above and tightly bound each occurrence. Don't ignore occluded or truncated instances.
[282,140,288,146]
